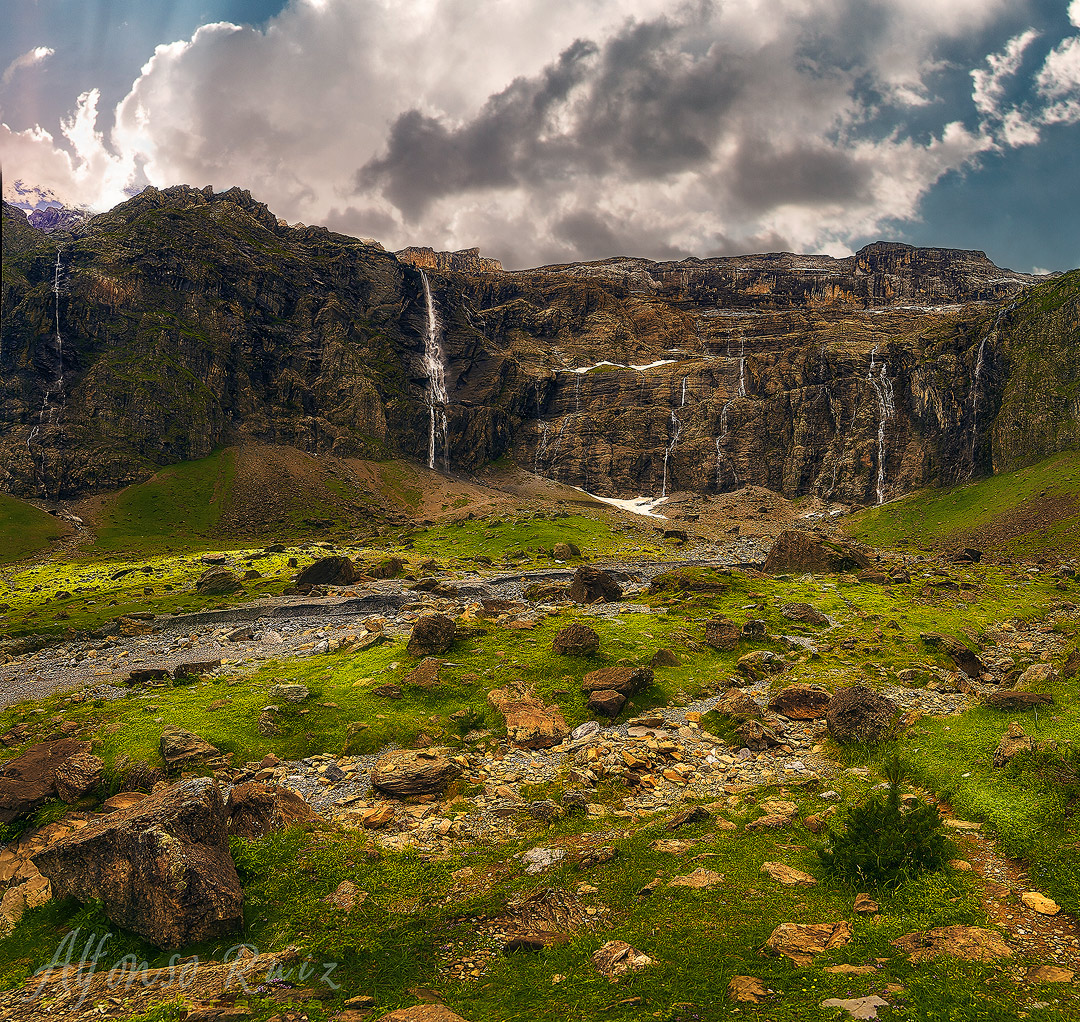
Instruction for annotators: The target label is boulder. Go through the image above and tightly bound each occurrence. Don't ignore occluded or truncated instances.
[371,748,462,799]
[369,556,405,579]
[780,602,829,625]
[592,939,653,980]
[769,685,831,720]
[581,663,653,696]
[295,556,359,586]
[1015,663,1059,689]
[921,632,986,678]
[552,542,580,560]
[268,682,310,703]
[826,686,898,744]
[0,738,89,823]
[704,615,740,651]
[737,720,785,752]
[552,623,600,657]
[225,782,319,839]
[761,862,817,886]
[54,751,104,803]
[487,688,569,748]
[764,921,853,965]
[568,566,623,604]
[159,727,219,770]
[650,648,680,667]
[33,777,243,948]
[986,691,1053,710]
[195,566,243,595]
[714,690,762,721]
[406,614,456,656]
[763,531,870,574]
[587,690,626,717]
[992,722,1034,767]
[736,650,787,682]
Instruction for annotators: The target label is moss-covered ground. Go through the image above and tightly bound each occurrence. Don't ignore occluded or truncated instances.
[2,492,1080,1020]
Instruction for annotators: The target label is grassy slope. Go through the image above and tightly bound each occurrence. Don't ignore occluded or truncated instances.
[845,449,1080,558]
[0,494,72,564]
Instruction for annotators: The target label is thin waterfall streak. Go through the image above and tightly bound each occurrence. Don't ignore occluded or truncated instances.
[420,270,449,470]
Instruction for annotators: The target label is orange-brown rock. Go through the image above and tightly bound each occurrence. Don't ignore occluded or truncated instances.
[488,687,569,748]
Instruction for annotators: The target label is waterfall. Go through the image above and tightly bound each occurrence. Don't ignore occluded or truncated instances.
[969,302,1012,462]
[867,346,895,504]
[680,376,688,406]
[661,409,682,498]
[574,374,582,413]
[26,249,67,495]
[737,337,747,398]
[420,271,449,470]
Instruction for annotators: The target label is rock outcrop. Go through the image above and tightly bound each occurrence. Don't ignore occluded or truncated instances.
[33,777,243,948]
[0,738,90,822]
[4,186,1075,505]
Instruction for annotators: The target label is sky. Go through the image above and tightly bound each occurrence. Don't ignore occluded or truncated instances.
[2,0,1079,272]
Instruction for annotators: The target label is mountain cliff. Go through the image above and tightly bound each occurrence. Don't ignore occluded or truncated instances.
[2,184,1076,504]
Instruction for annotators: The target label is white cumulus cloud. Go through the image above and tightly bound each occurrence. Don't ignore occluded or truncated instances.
[2,45,55,86]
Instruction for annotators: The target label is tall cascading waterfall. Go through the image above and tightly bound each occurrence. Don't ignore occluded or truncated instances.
[867,346,895,504]
[26,248,67,495]
[661,407,682,498]
[969,302,1013,463]
[680,376,688,407]
[419,270,450,470]
[714,337,745,488]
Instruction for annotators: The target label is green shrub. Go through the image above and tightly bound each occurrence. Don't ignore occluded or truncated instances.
[819,758,953,887]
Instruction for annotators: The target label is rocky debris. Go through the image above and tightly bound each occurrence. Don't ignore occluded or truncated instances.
[487,687,569,749]
[781,602,829,625]
[295,555,359,586]
[668,868,723,889]
[892,925,1013,962]
[0,870,50,936]
[986,691,1053,710]
[159,727,220,770]
[225,781,319,839]
[268,682,310,703]
[993,722,1035,767]
[195,566,243,594]
[820,996,890,1020]
[569,566,623,604]
[764,921,853,965]
[521,847,567,873]
[503,929,570,952]
[592,939,653,980]
[826,686,899,744]
[0,738,90,822]
[407,614,457,655]
[761,862,816,886]
[326,879,367,911]
[33,777,243,948]
[552,623,600,656]
[763,531,870,574]
[737,650,787,681]
[704,615,741,651]
[727,975,770,1003]
[769,684,831,720]
[371,748,462,798]
[581,663,653,696]
[404,659,444,690]
[921,632,986,678]
[378,1006,472,1022]
[1020,891,1060,915]
[588,690,626,717]
[714,690,762,721]
[53,750,104,803]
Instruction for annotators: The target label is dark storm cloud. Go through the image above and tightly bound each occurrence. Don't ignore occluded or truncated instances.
[360,9,753,219]
[729,139,873,211]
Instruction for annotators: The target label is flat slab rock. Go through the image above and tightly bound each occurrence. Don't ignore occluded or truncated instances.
[378,1007,472,1022]
[592,939,653,979]
[821,995,890,1020]
[487,688,569,749]
[371,748,462,798]
[891,925,1012,963]
[765,921,853,966]
[33,777,243,948]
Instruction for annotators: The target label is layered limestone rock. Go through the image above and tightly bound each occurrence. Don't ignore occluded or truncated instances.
[3,185,1073,504]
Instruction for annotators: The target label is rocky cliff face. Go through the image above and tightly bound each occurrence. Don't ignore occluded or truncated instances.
[2,185,1073,504]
